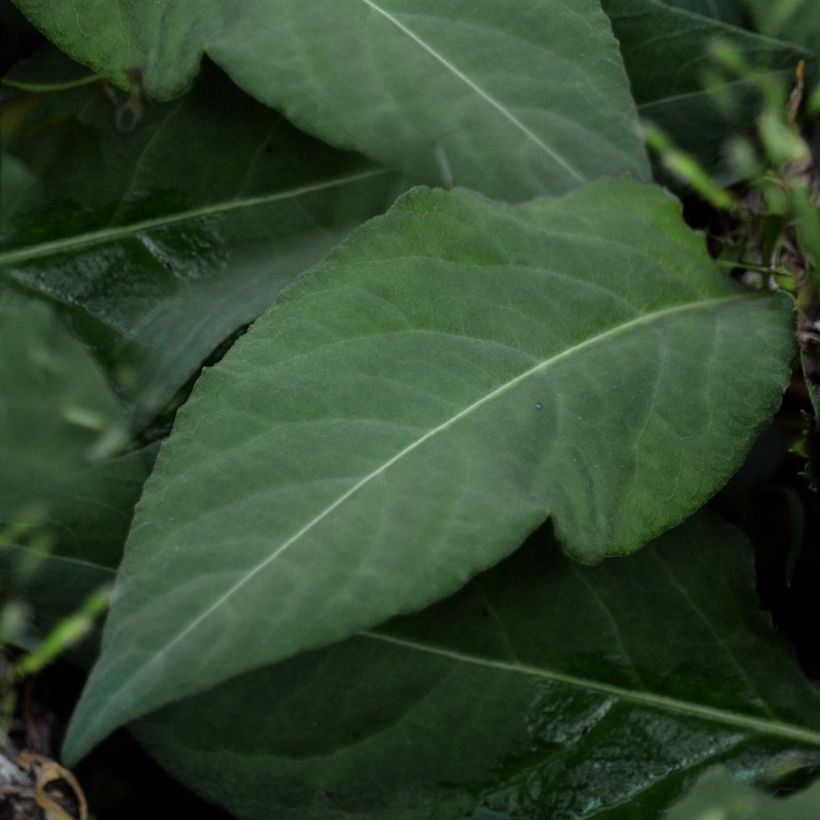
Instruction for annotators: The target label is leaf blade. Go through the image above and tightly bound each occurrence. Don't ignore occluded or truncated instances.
[132,514,820,819]
[12,0,650,200]
[62,179,794,762]
[0,55,401,417]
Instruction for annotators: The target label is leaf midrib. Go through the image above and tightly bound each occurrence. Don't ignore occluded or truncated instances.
[357,0,585,183]
[87,291,758,730]
[363,630,820,747]
[0,167,391,267]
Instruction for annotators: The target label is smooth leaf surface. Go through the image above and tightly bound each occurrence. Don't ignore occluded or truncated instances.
[133,514,820,819]
[63,179,794,762]
[0,54,401,417]
[0,289,154,639]
[12,0,650,200]
[602,0,810,174]
[667,770,820,819]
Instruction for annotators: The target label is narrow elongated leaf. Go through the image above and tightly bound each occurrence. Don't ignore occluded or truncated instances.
[602,0,810,174]
[133,514,820,819]
[63,179,794,761]
[668,770,820,819]
[0,55,400,417]
[12,0,649,200]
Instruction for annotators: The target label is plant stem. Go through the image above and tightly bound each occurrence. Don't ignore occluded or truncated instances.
[0,75,101,93]
[716,259,792,277]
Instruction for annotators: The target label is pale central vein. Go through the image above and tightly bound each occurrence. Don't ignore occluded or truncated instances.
[92,292,754,724]
[362,631,820,747]
[0,168,390,267]
[357,0,584,182]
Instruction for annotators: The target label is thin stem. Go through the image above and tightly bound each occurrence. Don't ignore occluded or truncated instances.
[0,74,101,94]
[716,259,793,277]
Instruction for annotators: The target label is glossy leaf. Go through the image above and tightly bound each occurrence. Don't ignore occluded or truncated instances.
[603,0,810,174]
[0,54,401,417]
[63,179,794,762]
[667,770,820,819]
[11,0,650,200]
[132,514,820,819]
[0,289,153,639]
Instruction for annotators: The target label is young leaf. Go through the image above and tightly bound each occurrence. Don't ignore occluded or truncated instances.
[0,55,400,417]
[662,0,747,24]
[602,0,810,174]
[132,514,820,819]
[62,179,794,762]
[0,289,151,562]
[11,0,650,200]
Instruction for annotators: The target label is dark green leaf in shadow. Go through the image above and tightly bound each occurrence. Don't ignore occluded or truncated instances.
[132,514,820,819]
[0,288,154,651]
[602,0,811,176]
[0,53,402,419]
[744,1,820,56]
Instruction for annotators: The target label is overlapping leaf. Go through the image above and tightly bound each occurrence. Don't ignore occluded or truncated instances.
[11,0,649,200]
[132,514,820,819]
[1,54,400,418]
[62,179,794,761]
[602,0,810,174]
[0,289,153,641]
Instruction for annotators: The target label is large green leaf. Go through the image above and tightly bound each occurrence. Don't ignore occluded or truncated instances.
[62,179,794,762]
[667,770,820,819]
[11,0,649,200]
[0,54,400,418]
[0,289,154,640]
[132,514,820,819]
[602,0,809,174]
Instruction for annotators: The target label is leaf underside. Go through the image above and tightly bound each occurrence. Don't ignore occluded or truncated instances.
[0,56,401,418]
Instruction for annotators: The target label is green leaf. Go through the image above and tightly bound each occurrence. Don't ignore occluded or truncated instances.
[802,351,820,419]
[0,288,153,645]
[667,770,820,819]
[63,179,794,762]
[0,54,401,418]
[602,0,810,174]
[663,0,747,24]
[132,514,820,819]
[11,0,650,200]
[744,1,820,55]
